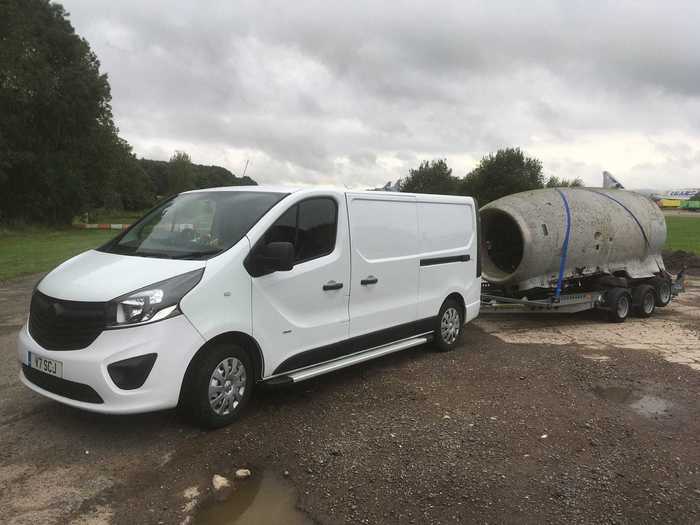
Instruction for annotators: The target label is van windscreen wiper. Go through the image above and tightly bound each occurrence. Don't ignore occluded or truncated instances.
[169,249,223,260]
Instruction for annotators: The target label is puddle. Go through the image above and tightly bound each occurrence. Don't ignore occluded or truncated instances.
[196,471,311,525]
[629,395,672,417]
[593,386,673,418]
[592,386,633,404]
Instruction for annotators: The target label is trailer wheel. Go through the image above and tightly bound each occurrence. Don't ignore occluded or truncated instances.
[433,298,464,352]
[632,284,656,318]
[605,288,631,323]
[650,277,672,308]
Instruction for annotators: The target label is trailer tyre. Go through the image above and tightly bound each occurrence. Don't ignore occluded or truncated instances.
[433,298,464,352]
[632,284,656,318]
[179,344,253,429]
[650,277,672,308]
[605,288,631,323]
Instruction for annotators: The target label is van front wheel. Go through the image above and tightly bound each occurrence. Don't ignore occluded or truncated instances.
[180,344,253,429]
[434,298,464,352]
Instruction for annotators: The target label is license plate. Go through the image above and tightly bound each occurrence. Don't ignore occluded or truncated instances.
[28,352,63,378]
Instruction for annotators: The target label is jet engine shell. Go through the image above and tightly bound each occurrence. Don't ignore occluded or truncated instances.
[480,188,666,291]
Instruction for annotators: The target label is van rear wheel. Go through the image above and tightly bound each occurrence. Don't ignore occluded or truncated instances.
[434,298,464,352]
[180,344,253,429]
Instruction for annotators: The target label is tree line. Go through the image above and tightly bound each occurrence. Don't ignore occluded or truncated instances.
[0,0,253,225]
[398,148,583,205]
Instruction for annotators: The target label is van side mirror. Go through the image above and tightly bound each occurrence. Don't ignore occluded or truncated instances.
[262,241,295,272]
[256,241,295,275]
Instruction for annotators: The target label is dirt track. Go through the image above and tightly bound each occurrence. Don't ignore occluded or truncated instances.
[1,275,699,524]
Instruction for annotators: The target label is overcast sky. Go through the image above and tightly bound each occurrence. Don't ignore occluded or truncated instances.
[61,0,700,190]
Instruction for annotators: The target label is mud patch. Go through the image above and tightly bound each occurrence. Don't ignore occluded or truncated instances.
[663,250,700,273]
[196,471,310,525]
[0,464,113,524]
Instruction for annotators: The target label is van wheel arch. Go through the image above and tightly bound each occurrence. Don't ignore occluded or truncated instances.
[433,294,466,352]
[445,292,466,320]
[178,332,264,406]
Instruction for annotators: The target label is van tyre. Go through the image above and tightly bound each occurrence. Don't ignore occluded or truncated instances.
[434,298,464,352]
[180,344,253,429]
[650,276,672,308]
[605,287,631,323]
[632,284,656,318]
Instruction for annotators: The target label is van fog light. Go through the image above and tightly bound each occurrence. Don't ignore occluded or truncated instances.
[108,353,158,390]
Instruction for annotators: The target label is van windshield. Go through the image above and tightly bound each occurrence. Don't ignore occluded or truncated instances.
[99,191,287,260]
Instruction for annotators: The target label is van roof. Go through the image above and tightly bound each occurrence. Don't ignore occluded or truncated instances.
[183,185,304,194]
[183,185,473,201]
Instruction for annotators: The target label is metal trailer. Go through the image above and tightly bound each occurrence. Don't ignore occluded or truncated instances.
[479,272,685,321]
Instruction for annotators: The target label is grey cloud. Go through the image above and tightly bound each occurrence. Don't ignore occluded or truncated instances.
[62,0,700,188]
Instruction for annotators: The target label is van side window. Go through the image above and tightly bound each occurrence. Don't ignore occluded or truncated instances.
[297,198,337,261]
[262,198,337,264]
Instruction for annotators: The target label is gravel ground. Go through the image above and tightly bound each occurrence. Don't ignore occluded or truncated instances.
[1,275,699,524]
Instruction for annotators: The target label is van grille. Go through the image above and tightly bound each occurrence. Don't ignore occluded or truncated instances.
[29,291,110,350]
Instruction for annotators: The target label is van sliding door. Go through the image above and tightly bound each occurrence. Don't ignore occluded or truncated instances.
[346,193,420,340]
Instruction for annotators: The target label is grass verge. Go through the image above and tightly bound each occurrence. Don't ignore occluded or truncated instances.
[665,215,700,253]
[0,228,116,281]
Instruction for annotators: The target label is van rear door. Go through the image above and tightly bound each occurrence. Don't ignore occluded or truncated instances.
[346,193,420,339]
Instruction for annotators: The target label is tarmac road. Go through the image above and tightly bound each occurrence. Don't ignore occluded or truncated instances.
[1,274,699,524]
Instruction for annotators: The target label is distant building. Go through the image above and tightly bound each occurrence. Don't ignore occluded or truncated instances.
[663,189,700,200]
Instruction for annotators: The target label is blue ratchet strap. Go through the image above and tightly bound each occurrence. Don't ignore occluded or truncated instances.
[554,189,572,301]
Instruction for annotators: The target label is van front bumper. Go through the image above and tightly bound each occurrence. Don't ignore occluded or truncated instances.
[17,315,205,414]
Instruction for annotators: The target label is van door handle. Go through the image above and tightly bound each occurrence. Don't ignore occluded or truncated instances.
[323,281,343,291]
[361,276,378,285]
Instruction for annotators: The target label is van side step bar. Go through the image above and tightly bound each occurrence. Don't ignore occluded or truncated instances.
[264,333,432,386]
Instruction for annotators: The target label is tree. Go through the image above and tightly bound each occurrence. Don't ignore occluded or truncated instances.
[545,176,584,188]
[691,192,700,201]
[399,159,459,195]
[167,151,194,195]
[0,0,123,223]
[111,141,155,211]
[139,156,256,198]
[460,148,544,205]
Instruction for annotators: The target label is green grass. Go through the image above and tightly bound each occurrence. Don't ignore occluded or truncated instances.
[665,215,700,253]
[0,212,697,282]
[0,228,117,281]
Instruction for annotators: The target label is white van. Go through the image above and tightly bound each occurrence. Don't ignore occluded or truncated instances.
[18,187,481,427]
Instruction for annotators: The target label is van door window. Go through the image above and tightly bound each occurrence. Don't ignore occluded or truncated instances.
[262,197,338,264]
[297,198,337,262]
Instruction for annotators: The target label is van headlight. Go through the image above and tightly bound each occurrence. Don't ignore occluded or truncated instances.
[107,269,204,328]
